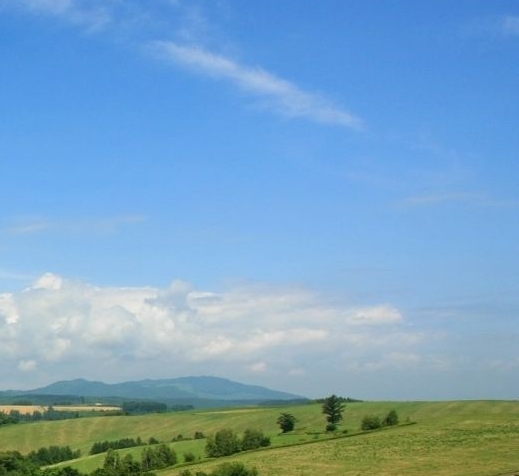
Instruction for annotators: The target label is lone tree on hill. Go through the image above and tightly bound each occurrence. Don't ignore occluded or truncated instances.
[276,413,297,433]
[322,394,345,431]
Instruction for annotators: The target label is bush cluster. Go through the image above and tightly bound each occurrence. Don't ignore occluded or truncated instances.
[0,451,82,476]
[140,444,177,471]
[361,410,399,431]
[179,462,258,476]
[205,429,270,458]
[89,438,143,455]
[28,446,80,466]
[121,401,167,415]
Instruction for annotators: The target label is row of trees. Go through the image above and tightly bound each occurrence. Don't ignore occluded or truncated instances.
[89,438,144,455]
[277,394,346,433]
[277,395,399,434]
[27,446,80,466]
[0,450,259,476]
[179,462,258,476]
[0,408,80,426]
[0,451,83,476]
[205,429,270,458]
[361,410,399,430]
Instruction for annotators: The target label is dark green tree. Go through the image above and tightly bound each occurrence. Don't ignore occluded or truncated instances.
[240,429,270,451]
[211,462,258,476]
[382,409,399,427]
[361,414,381,430]
[321,395,345,429]
[205,429,241,457]
[120,454,141,476]
[276,413,297,433]
[154,444,177,467]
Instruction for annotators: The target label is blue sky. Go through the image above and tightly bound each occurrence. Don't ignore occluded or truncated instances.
[0,0,518,400]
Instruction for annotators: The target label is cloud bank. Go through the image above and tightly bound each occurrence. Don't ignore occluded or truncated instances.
[0,273,416,393]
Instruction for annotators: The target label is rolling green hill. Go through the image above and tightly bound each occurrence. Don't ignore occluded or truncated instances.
[1,400,518,476]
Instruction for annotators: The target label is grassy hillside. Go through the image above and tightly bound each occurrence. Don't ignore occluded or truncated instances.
[1,400,518,476]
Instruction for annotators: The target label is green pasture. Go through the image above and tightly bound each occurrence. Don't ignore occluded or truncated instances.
[1,400,518,476]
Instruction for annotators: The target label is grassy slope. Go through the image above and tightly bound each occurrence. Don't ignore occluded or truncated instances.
[1,401,518,476]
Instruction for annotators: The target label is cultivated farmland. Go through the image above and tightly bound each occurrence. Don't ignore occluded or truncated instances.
[0,404,121,415]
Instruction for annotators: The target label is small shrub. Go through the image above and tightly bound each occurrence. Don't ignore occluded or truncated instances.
[211,462,258,476]
[276,413,297,433]
[382,410,399,427]
[194,431,205,439]
[361,414,382,431]
[241,428,270,451]
[326,423,337,432]
[183,451,196,463]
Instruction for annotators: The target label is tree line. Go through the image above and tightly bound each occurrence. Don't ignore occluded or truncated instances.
[0,450,258,476]
[205,428,270,458]
[276,394,399,433]
[0,408,80,426]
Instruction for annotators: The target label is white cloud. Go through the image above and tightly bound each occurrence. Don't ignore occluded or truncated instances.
[463,14,519,39]
[248,361,267,373]
[149,41,364,129]
[2,215,146,236]
[346,305,403,326]
[0,273,416,386]
[502,15,519,36]
[18,359,37,372]
[2,1,362,129]
[4,0,112,29]
[33,273,64,290]
[397,191,519,209]
[2,273,515,399]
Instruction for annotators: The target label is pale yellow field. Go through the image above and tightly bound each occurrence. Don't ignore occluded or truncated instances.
[0,404,121,414]
[0,405,46,415]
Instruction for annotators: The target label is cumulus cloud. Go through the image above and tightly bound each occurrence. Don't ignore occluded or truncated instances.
[0,273,419,387]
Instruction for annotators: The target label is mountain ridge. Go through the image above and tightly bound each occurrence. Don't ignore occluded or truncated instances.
[0,376,307,407]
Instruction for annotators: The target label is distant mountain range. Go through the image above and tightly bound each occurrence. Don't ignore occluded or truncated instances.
[0,377,308,408]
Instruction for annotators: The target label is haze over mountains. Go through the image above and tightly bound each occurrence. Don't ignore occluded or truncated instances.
[0,377,307,407]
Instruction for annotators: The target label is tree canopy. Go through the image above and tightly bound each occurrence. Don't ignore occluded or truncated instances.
[321,394,345,427]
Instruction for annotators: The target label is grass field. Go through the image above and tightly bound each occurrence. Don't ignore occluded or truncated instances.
[1,401,518,476]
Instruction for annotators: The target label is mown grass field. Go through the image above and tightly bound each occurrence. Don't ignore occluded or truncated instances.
[1,400,518,476]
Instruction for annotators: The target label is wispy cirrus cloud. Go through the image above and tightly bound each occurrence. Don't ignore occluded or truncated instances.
[399,192,483,208]
[149,41,364,130]
[399,192,519,208]
[2,0,113,30]
[501,15,519,36]
[2,215,146,236]
[463,14,519,39]
[2,1,361,129]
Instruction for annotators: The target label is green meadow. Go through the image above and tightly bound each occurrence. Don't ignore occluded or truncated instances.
[1,400,519,476]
